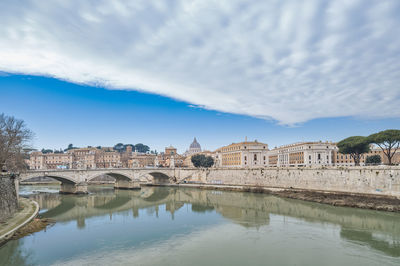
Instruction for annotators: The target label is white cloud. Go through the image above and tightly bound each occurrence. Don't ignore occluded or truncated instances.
[0,0,400,124]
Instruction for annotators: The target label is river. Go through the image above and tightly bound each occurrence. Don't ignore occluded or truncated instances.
[0,185,399,265]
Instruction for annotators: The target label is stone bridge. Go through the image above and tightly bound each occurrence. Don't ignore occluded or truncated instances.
[19,166,400,197]
[19,168,201,194]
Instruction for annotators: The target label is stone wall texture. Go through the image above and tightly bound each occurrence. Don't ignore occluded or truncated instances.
[0,175,18,222]
[189,166,400,198]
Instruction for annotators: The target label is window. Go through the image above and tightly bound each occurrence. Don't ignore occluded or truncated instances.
[244,156,247,161]
[254,154,257,161]
[309,155,311,160]
[263,156,266,160]
[318,154,321,160]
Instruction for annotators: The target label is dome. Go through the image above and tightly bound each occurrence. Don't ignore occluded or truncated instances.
[190,138,201,149]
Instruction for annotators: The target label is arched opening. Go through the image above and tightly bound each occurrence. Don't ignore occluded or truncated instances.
[87,172,132,183]
[149,172,174,184]
[20,175,60,185]
[21,175,77,185]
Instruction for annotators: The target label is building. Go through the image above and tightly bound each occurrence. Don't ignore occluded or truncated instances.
[268,141,336,167]
[215,140,269,168]
[128,153,157,168]
[156,146,181,168]
[67,148,97,169]
[165,145,177,156]
[27,147,122,170]
[185,137,202,156]
[27,151,73,170]
[333,146,400,166]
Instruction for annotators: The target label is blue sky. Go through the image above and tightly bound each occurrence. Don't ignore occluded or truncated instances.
[0,1,399,152]
[1,74,398,153]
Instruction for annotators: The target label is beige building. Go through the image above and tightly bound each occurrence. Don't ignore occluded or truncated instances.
[27,151,73,170]
[128,153,157,168]
[27,147,122,170]
[333,146,400,166]
[268,141,336,167]
[215,140,269,168]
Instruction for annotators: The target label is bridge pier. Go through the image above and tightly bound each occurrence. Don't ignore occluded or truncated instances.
[60,182,88,194]
[114,180,141,190]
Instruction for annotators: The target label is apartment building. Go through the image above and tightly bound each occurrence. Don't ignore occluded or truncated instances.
[215,140,269,168]
[268,142,336,167]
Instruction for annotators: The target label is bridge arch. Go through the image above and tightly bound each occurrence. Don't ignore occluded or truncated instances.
[148,171,175,184]
[87,172,134,183]
[21,174,78,185]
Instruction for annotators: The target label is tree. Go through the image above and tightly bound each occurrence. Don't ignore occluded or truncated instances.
[204,156,214,168]
[64,143,77,151]
[113,143,124,152]
[191,154,214,168]
[365,155,381,165]
[368,130,400,165]
[191,154,204,168]
[0,113,33,172]
[135,143,150,153]
[337,136,370,166]
[41,148,53,154]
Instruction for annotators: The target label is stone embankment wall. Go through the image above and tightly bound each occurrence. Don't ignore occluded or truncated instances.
[0,175,18,222]
[189,167,400,198]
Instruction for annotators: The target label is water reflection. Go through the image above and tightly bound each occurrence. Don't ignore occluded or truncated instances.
[24,185,400,253]
[1,185,399,265]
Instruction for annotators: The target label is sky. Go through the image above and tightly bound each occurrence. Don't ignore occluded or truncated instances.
[0,0,399,153]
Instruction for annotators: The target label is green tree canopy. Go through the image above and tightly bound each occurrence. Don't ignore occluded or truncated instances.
[135,143,150,153]
[368,129,400,165]
[191,154,214,168]
[41,149,53,154]
[113,143,124,152]
[365,155,381,165]
[337,136,370,166]
[64,143,78,151]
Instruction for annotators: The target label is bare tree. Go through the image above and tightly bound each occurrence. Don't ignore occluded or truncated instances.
[0,113,33,173]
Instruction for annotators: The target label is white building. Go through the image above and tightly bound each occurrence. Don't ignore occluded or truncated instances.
[268,142,336,167]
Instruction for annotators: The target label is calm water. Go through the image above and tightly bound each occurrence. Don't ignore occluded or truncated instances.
[1,185,400,266]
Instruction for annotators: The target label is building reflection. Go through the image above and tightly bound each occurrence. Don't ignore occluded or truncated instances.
[24,185,400,257]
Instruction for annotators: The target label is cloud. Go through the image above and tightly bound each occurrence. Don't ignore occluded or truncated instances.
[0,0,400,124]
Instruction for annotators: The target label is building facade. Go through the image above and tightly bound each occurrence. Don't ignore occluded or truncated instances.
[215,140,269,168]
[268,142,336,167]
[185,137,202,156]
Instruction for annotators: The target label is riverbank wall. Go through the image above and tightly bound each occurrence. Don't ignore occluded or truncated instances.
[182,166,400,198]
[0,175,18,222]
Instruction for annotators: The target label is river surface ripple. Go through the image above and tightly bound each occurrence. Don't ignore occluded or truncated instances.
[1,185,400,266]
